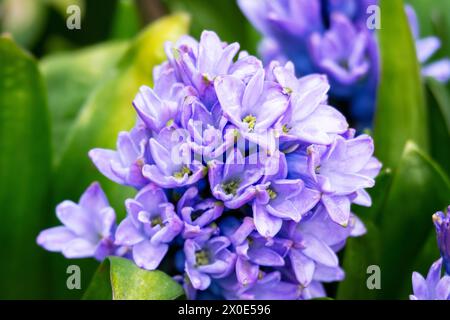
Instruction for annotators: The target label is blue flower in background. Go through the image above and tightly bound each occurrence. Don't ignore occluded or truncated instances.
[433,207,450,275]
[238,0,450,128]
[411,207,450,300]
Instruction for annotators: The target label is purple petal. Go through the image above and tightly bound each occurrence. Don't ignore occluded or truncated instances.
[36,226,76,252]
[412,272,429,300]
[321,195,351,226]
[133,240,168,270]
[248,247,284,266]
[89,149,125,185]
[236,257,259,286]
[62,238,97,259]
[289,249,315,286]
[115,217,145,246]
[302,233,339,267]
[252,202,283,237]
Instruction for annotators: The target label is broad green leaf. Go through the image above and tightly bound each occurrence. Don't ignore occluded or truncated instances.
[54,13,190,212]
[336,221,381,300]
[374,0,428,169]
[377,141,450,299]
[426,78,450,176]
[0,36,52,298]
[40,41,128,156]
[83,257,184,300]
[49,14,189,299]
[109,0,141,40]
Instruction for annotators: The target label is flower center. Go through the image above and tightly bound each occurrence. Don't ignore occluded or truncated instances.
[173,166,192,179]
[151,216,163,227]
[243,115,256,132]
[222,179,240,196]
[282,87,293,95]
[282,124,291,134]
[267,188,277,200]
[315,165,321,174]
[195,250,210,266]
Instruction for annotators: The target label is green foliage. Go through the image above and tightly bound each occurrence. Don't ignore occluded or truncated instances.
[426,79,450,176]
[162,0,260,54]
[40,41,128,156]
[0,36,52,298]
[83,257,184,300]
[374,0,428,169]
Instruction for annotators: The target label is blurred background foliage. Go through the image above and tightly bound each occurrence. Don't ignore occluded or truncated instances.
[0,0,449,299]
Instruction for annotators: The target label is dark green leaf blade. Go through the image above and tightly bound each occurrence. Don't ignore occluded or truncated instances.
[40,41,128,156]
[374,0,428,169]
[336,221,381,300]
[378,141,450,299]
[426,78,450,176]
[0,36,52,298]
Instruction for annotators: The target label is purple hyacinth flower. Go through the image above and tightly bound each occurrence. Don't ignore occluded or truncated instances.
[406,5,450,83]
[142,127,206,188]
[132,62,188,132]
[277,206,365,287]
[37,182,117,261]
[181,95,235,160]
[184,236,236,290]
[215,68,289,151]
[89,123,151,189]
[410,258,450,300]
[218,271,301,300]
[433,207,450,275]
[114,184,183,270]
[309,13,373,95]
[327,0,378,25]
[238,0,323,54]
[269,61,348,145]
[177,186,224,239]
[288,134,381,225]
[208,149,267,209]
[165,31,261,108]
[226,217,285,286]
[252,153,320,237]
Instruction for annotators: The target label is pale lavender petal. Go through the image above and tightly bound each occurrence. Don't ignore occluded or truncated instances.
[133,240,169,270]
[36,226,76,252]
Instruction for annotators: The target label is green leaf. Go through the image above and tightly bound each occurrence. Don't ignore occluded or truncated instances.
[377,141,450,299]
[54,13,190,213]
[162,0,259,54]
[83,257,184,300]
[49,13,190,299]
[109,0,141,40]
[374,0,428,169]
[336,221,381,299]
[426,78,450,176]
[0,36,52,298]
[407,0,450,57]
[40,41,128,156]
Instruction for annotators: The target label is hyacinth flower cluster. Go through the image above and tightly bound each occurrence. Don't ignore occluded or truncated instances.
[238,0,450,128]
[37,30,381,300]
[410,206,450,300]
